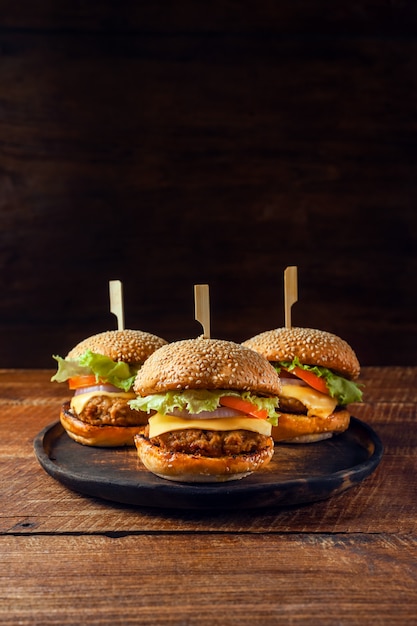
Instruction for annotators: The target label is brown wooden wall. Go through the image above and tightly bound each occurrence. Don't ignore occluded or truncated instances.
[1,2,416,368]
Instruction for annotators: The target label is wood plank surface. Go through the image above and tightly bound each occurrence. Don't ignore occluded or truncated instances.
[0,369,415,534]
[1,534,416,626]
[1,4,416,620]
[0,367,416,624]
[0,2,416,368]
[2,1,416,33]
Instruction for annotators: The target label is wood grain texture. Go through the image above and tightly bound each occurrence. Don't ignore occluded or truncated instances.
[0,368,415,534]
[1,1,416,34]
[0,2,416,367]
[2,534,417,626]
[0,367,416,624]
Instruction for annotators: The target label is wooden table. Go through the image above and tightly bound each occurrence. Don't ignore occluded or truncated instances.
[1,367,416,625]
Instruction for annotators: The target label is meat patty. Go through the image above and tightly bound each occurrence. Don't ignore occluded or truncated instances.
[76,395,146,427]
[147,427,271,457]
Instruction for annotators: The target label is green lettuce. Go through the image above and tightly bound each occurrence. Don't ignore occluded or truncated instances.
[51,349,138,392]
[275,357,363,405]
[129,389,279,425]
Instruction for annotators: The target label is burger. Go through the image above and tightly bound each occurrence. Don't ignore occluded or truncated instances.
[51,329,168,446]
[242,327,363,443]
[129,336,281,482]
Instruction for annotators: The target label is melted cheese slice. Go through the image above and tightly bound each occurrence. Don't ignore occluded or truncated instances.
[148,412,272,438]
[70,390,136,415]
[280,383,337,418]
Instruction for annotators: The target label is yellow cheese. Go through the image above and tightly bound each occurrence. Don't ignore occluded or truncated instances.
[148,412,272,438]
[280,383,337,418]
[70,390,136,415]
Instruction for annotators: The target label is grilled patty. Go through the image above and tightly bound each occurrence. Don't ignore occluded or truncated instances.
[146,426,271,457]
[76,395,144,427]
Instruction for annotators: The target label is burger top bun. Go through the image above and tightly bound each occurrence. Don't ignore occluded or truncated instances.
[133,335,282,397]
[242,327,360,380]
[67,329,168,365]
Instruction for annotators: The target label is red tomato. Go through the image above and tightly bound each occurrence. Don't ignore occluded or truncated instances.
[68,375,99,390]
[219,396,268,420]
[284,366,329,395]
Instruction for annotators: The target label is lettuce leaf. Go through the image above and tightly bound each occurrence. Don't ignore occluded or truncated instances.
[50,356,90,382]
[51,349,138,392]
[129,389,279,424]
[275,357,363,405]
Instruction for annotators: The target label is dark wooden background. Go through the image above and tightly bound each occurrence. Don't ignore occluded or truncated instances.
[1,2,416,368]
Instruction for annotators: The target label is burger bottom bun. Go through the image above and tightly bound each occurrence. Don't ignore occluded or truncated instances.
[134,433,274,483]
[272,409,351,444]
[60,404,146,447]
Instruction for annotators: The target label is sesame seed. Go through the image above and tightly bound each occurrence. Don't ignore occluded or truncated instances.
[133,335,281,397]
[67,329,168,365]
[242,326,360,379]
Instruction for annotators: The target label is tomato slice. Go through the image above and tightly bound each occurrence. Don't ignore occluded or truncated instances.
[284,366,329,395]
[219,396,268,420]
[68,375,100,390]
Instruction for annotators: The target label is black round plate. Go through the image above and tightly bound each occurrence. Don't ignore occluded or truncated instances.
[33,417,383,510]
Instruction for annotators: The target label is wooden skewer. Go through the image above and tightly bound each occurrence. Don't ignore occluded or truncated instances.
[109,280,125,331]
[194,284,211,339]
[284,266,298,328]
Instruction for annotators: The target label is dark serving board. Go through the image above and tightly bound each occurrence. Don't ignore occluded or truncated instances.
[34,417,383,510]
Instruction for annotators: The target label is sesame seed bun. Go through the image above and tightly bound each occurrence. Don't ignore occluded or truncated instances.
[242,327,360,444]
[67,329,168,365]
[242,327,360,379]
[133,336,282,397]
[60,329,167,447]
[134,432,274,482]
[132,336,280,482]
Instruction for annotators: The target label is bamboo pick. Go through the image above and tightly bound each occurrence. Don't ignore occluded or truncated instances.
[284,266,298,328]
[194,284,210,339]
[109,280,125,331]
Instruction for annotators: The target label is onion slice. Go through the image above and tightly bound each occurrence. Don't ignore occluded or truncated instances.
[74,384,129,396]
[280,378,308,387]
[167,407,244,420]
